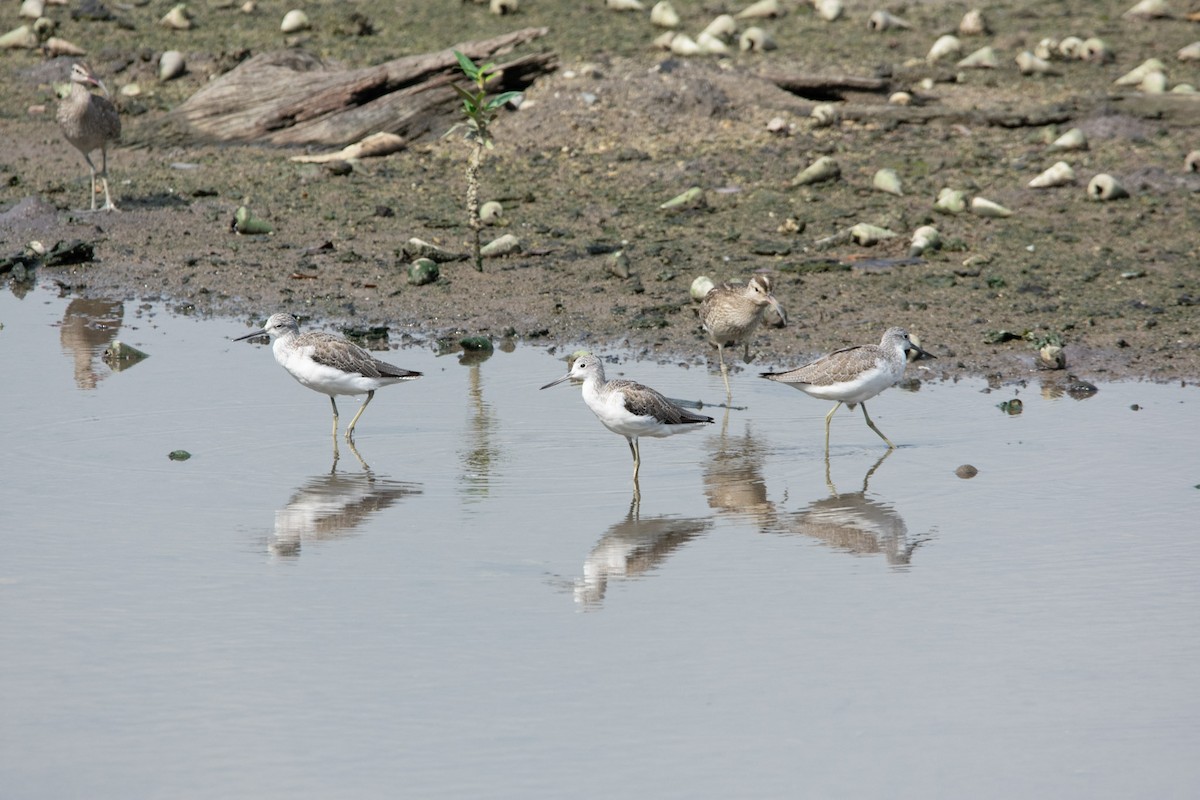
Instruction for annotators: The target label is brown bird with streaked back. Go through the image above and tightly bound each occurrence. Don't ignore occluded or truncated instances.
[699,274,787,396]
[57,62,121,212]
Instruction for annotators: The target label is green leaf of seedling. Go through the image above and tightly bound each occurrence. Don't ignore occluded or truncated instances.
[485,91,522,111]
[453,50,479,80]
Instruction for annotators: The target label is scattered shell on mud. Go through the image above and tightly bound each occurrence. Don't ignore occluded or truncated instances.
[407,258,439,286]
[934,187,966,214]
[480,234,521,258]
[232,206,272,235]
[690,276,715,302]
[660,186,705,210]
[872,168,902,196]
[810,103,839,127]
[927,34,963,63]
[19,0,44,20]
[159,50,186,81]
[160,4,193,30]
[42,36,86,57]
[479,200,503,224]
[668,33,700,56]
[650,1,680,28]
[1028,161,1075,188]
[957,46,999,69]
[290,132,405,163]
[1139,70,1168,93]
[970,197,1013,218]
[702,14,738,41]
[402,237,464,262]
[490,0,518,15]
[1080,37,1115,63]
[958,9,990,36]
[606,0,644,10]
[888,91,912,106]
[1185,150,1200,172]
[0,25,39,50]
[735,0,781,20]
[608,250,631,279]
[765,115,789,134]
[849,223,898,246]
[814,0,843,23]
[1123,0,1171,19]
[867,10,910,31]
[280,9,310,33]
[1049,127,1088,151]
[791,156,840,186]
[1115,58,1166,86]
[1087,174,1129,201]
[1016,51,1057,75]
[739,26,776,51]
[909,225,941,257]
[695,31,731,55]
[1038,344,1067,370]
[1179,42,1200,62]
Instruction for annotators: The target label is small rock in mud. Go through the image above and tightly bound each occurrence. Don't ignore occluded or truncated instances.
[955,464,979,479]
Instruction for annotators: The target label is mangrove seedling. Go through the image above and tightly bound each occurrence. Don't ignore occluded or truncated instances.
[447,50,522,271]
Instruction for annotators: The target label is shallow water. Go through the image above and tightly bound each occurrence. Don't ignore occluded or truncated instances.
[2,282,1198,799]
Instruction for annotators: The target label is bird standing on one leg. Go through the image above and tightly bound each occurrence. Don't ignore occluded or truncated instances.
[699,275,787,396]
[234,313,422,441]
[57,62,121,212]
[760,327,934,451]
[541,354,714,483]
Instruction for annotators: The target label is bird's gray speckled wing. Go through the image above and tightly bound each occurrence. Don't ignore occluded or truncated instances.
[298,332,420,379]
[766,345,878,387]
[613,379,714,425]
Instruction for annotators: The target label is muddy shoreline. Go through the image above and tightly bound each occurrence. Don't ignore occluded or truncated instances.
[1,1,1198,383]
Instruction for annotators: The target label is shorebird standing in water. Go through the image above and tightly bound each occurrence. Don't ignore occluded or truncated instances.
[235,313,422,441]
[760,327,934,450]
[57,62,121,212]
[541,354,714,483]
[699,275,787,396]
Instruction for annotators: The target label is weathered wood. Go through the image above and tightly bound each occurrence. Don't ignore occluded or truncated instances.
[166,27,554,146]
[759,69,891,100]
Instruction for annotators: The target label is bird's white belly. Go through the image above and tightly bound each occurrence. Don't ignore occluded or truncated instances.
[584,385,679,439]
[276,344,374,396]
[803,364,899,404]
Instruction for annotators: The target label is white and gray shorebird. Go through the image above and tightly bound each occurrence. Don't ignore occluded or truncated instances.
[57,62,121,212]
[234,313,422,440]
[541,354,714,481]
[760,327,934,450]
[699,274,787,395]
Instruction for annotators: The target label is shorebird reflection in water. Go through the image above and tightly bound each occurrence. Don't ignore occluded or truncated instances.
[699,274,787,396]
[234,313,422,441]
[761,327,934,450]
[540,354,714,483]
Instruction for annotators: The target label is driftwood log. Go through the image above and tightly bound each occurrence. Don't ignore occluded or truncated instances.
[166,27,554,146]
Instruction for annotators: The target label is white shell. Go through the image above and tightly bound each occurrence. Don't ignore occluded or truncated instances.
[810,103,839,127]
[1115,58,1165,86]
[1140,70,1168,93]
[909,225,941,257]
[958,9,989,36]
[814,0,843,22]
[669,33,701,56]
[1087,174,1129,201]
[480,233,521,258]
[490,0,518,15]
[850,223,898,246]
[1170,83,1196,93]
[479,200,503,224]
[1028,161,1075,188]
[867,10,910,31]
[702,14,738,40]
[1059,36,1086,59]
[159,50,187,81]
[792,156,840,186]
[605,0,644,9]
[690,276,715,303]
[934,188,966,214]
[1034,37,1058,60]
[872,168,903,196]
[652,30,676,50]
[42,36,86,57]
[927,34,963,63]
[19,0,45,20]
[696,31,730,55]
[280,9,310,32]
[970,197,1013,217]
[1123,0,1170,19]
[1184,151,1200,173]
[160,4,192,30]
[765,116,789,134]
[1016,51,1056,75]
[1079,38,1114,63]
[957,46,999,69]
[735,0,781,20]
[119,82,142,97]
[739,26,776,51]
[1048,127,1088,151]
[0,25,39,49]
[650,1,680,28]
[1179,42,1200,62]
[888,91,912,106]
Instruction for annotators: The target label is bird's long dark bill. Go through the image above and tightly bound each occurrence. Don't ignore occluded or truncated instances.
[233,329,267,342]
[540,373,572,390]
[912,345,936,361]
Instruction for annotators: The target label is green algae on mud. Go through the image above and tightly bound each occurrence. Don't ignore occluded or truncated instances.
[1,0,1198,382]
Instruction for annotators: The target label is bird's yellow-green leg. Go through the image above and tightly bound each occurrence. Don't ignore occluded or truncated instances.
[345,389,375,440]
[823,401,843,453]
[860,402,896,449]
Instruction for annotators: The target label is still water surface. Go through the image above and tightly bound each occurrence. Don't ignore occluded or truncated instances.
[1,284,1197,799]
